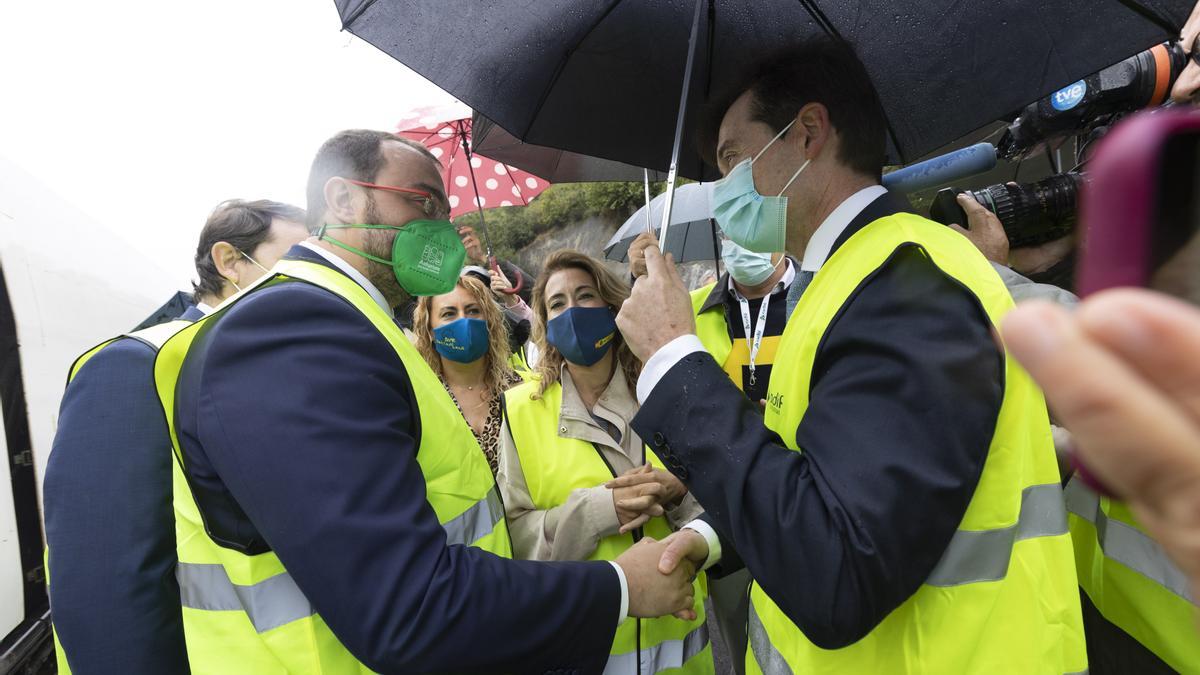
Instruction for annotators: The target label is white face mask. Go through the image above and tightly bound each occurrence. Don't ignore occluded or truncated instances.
[711,119,811,253]
[721,238,782,286]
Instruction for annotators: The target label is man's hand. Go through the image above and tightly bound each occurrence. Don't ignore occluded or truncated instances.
[657,529,710,576]
[457,225,487,263]
[1001,289,1200,600]
[628,232,660,278]
[614,537,698,620]
[616,245,696,363]
[948,192,1009,265]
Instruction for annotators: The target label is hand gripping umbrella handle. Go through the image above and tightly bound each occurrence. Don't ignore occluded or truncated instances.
[489,256,523,294]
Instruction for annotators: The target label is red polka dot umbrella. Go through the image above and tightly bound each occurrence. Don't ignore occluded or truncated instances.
[396,102,551,219]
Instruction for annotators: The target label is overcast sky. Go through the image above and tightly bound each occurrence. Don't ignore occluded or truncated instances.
[0,1,453,289]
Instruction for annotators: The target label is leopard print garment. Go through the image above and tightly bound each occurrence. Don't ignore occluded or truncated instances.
[443,370,524,476]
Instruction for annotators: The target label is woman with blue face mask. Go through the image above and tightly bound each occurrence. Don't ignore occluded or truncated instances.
[414,274,523,476]
[496,250,714,674]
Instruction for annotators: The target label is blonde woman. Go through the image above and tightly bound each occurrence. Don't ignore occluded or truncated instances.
[497,250,713,673]
[414,273,523,475]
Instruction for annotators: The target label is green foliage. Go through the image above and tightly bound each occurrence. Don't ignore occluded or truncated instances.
[453,179,689,260]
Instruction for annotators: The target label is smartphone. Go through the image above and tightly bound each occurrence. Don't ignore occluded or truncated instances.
[1076,108,1200,303]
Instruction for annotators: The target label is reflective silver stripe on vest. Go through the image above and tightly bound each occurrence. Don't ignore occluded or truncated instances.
[926,482,1068,587]
[177,562,315,634]
[442,485,505,547]
[603,622,709,674]
[748,604,792,675]
[1065,478,1196,604]
[752,596,1089,675]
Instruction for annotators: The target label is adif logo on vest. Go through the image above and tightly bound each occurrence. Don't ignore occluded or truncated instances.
[418,244,444,275]
[768,391,785,414]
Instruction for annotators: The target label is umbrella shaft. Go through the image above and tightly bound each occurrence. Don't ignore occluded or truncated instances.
[659,0,705,252]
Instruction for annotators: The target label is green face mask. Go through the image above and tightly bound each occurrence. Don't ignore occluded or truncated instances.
[321,219,466,297]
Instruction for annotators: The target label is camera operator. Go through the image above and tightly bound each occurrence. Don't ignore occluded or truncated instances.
[1001,6,1200,674]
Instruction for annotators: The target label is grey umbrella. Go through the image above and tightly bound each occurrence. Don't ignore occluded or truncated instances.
[604,183,718,264]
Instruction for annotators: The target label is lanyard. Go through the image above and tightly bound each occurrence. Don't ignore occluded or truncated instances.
[734,288,772,387]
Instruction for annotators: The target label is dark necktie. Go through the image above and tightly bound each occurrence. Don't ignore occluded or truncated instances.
[784,270,815,320]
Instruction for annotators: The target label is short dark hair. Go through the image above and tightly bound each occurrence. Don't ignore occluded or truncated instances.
[192,199,306,298]
[702,38,887,180]
[304,129,441,228]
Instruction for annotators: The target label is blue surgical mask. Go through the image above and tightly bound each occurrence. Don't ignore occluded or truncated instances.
[711,119,810,253]
[546,306,617,366]
[433,317,490,363]
[721,238,781,286]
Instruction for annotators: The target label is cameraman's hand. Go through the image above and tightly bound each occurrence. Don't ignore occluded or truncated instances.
[1002,289,1200,600]
[948,192,1009,265]
[1172,1,1200,104]
[628,232,660,278]
[614,537,698,620]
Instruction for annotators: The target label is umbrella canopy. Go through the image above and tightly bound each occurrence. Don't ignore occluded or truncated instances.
[395,102,551,218]
[473,113,666,183]
[339,0,1190,180]
[605,183,718,263]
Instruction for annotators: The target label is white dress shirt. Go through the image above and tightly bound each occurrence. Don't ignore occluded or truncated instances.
[299,241,393,317]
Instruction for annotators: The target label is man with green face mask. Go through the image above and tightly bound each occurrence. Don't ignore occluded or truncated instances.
[150,129,700,673]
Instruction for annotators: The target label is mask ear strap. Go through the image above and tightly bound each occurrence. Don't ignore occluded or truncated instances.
[753,119,798,163]
[238,249,270,274]
[777,159,812,197]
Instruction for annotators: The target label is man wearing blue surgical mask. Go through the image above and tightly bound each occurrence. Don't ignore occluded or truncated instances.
[615,38,1085,674]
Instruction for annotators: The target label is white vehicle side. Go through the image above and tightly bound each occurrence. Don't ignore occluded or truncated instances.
[0,155,174,673]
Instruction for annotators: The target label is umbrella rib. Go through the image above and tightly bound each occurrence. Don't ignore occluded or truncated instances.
[341,0,381,29]
[796,0,843,41]
[502,163,532,205]
[520,0,627,140]
[804,0,907,162]
[1115,0,1181,35]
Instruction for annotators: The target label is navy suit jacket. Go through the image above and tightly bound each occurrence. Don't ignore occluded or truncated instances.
[44,305,202,674]
[173,246,619,674]
[634,193,1005,649]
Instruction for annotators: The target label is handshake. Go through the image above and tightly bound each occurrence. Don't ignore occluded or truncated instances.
[612,529,710,620]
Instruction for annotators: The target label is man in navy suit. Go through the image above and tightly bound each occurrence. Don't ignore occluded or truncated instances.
[166,129,695,673]
[44,199,310,674]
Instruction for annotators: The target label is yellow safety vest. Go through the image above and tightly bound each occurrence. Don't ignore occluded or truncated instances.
[1065,476,1200,673]
[750,213,1087,674]
[691,283,732,369]
[503,378,713,674]
[154,258,512,674]
[48,319,196,675]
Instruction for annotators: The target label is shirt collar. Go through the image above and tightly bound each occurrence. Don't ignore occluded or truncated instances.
[800,184,888,272]
[299,241,393,317]
[195,302,215,315]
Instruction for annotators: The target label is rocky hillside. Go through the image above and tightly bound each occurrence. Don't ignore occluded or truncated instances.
[510,214,719,292]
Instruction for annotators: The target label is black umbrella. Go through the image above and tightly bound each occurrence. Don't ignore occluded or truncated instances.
[472,113,667,184]
[336,0,1190,180]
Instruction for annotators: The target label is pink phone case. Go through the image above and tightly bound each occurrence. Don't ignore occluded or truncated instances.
[1076,108,1200,296]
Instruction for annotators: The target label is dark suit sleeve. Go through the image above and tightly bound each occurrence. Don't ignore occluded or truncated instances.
[188,284,619,674]
[633,246,1003,649]
[44,339,189,674]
